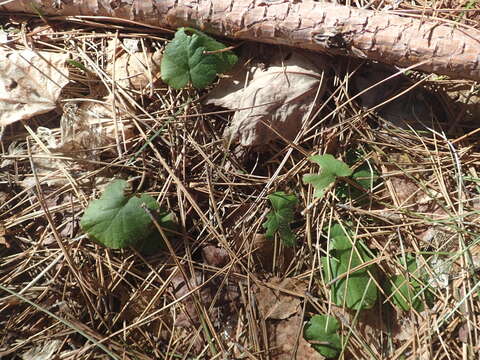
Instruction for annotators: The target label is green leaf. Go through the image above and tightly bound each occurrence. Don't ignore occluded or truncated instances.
[81,180,160,249]
[304,315,342,358]
[386,254,433,311]
[323,223,378,310]
[335,147,378,201]
[352,168,377,190]
[336,167,378,201]
[185,28,237,73]
[303,154,353,198]
[263,191,298,246]
[136,211,178,255]
[161,27,237,89]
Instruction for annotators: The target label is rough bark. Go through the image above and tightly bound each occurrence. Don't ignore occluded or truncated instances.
[2,0,480,81]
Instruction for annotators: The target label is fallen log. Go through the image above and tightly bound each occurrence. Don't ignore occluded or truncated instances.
[2,0,480,81]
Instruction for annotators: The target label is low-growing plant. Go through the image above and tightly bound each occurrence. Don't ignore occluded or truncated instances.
[322,223,378,310]
[304,314,343,358]
[80,179,176,252]
[161,27,238,89]
[386,253,434,311]
[263,191,298,246]
[303,153,378,199]
[303,154,353,198]
[336,149,378,201]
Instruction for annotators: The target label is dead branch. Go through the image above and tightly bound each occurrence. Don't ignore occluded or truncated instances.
[2,0,480,81]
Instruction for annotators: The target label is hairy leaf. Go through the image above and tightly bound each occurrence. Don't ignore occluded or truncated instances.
[304,314,342,358]
[303,155,353,197]
[322,223,378,310]
[161,27,237,89]
[81,180,160,249]
[263,191,298,246]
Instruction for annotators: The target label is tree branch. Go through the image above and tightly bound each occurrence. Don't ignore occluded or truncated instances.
[2,0,480,81]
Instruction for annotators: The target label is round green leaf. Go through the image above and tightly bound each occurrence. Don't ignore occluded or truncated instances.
[80,180,159,249]
[304,314,342,358]
[323,223,378,310]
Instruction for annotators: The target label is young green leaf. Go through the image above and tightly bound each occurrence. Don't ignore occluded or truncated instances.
[303,154,353,197]
[185,28,237,73]
[386,254,433,311]
[263,191,298,246]
[336,166,378,201]
[322,223,378,310]
[304,314,342,358]
[352,168,377,190]
[161,27,237,89]
[81,180,161,249]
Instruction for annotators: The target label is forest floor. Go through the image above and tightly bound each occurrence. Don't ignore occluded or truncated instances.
[1,1,480,359]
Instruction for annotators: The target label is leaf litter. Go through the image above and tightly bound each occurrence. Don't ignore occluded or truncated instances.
[1,19,480,360]
[205,44,328,146]
[255,277,323,359]
[0,49,69,126]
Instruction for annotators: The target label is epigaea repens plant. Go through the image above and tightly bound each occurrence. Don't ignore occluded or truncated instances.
[303,154,353,198]
[304,314,343,358]
[80,180,176,252]
[263,191,298,246]
[322,223,378,310]
[386,253,434,311]
[303,153,377,199]
[161,27,238,89]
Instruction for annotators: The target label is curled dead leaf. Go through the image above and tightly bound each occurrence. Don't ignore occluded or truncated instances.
[206,45,328,146]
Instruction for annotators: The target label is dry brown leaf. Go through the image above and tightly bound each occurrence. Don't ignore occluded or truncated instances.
[106,39,162,92]
[205,46,328,146]
[19,127,80,188]
[256,277,306,320]
[247,233,294,272]
[333,305,387,354]
[58,98,135,158]
[0,50,69,126]
[20,340,62,360]
[268,313,324,360]
[251,233,276,271]
[202,245,229,267]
